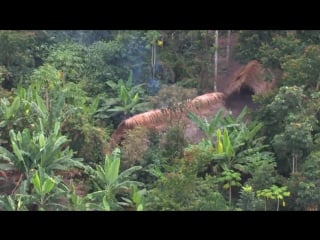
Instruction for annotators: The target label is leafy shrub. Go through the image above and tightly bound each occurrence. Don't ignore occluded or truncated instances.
[148,84,197,109]
[121,126,151,170]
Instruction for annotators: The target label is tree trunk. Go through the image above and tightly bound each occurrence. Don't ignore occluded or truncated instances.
[229,185,232,207]
[292,153,295,174]
[292,153,298,173]
[45,87,50,112]
[277,198,280,211]
[151,43,156,80]
[265,198,267,211]
[214,30,218,92]
[226,30,231,66]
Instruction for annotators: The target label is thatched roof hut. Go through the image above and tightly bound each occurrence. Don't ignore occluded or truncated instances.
[223,60,276,97]
[109,92,226,147]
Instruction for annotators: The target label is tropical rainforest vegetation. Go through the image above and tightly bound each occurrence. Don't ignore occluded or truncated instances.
[0,30,320,211]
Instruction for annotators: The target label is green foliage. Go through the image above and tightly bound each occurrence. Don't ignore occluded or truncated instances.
[45,30,116,45]
[0,120,84,178]
[183,139,216,175]
[84,31,150,96]
[236,185,264,211]
[146,172,228,210]
[120,126,150,170]
[237,151,278,187]
[29,63,62,113]
[45,41,86,83]
[282,45,320,90]
[258,33,303,69]
[285,151,320,210]
[57,82,109,165]
[30,64,61,89]
[160,122,189,160]
[213,112,265,174]
[235,30,279,63]
[0,31,37,89]
[33,168,55,195]
[0,66,11,85]
[3,30,320,211]
[0,194,28,211]
[158,30,218,91]
[148,84,197,109]
[215,129,235,162]
[31,166,68,210]
[96,71,150,124]
[295,181,320,211]
[288,174,320,211]
[121,185,147,211]
[272,117,314,173]
[218,169,241,207]
[254,86,318,174]
[188,109,226,144]
[257,185,290,211]
[0,96,21,126]
[86,148,143,210]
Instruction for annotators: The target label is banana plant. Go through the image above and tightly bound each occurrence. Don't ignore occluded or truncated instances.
[86,147,143,210]
[188,108,241,145]
[0,96,21,127]
[0,95,25,147]
[67,181,87,211]
[31,167,55,210]
[95,71,150,120]
[30,166,68,211]
[188,109,225,144]
[0,195,27,211]
[213,128,236,171]
[0,119,85,178]
[121,185,147,211]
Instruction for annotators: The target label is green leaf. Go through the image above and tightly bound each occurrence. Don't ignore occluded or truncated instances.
[102,195,110,211]
[217,141,224,154]
[32,172,42,194]
[89,97,100,115]
[223,183,230,189]
[106,80,118,90]
[109,157,120,183]
[137,204,143,211]
[120,85,128,104]
[9,97,20,118]
[133,93,139,103]
[0,120,6,128]
[53,121,60,136]
[36,94,48,115]
[39,133,45,148]
[42,177,56,194]
[11,141,23,162]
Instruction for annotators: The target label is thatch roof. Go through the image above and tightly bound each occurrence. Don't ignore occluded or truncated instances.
[109,92,225,146]
[223,60,276,97]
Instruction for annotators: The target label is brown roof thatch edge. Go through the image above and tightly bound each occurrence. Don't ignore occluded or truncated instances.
[223,60,276,97]
[109,92,226,147]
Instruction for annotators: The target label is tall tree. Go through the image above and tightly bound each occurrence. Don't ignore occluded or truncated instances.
[226,30,231,66]
[214,30,218,92]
